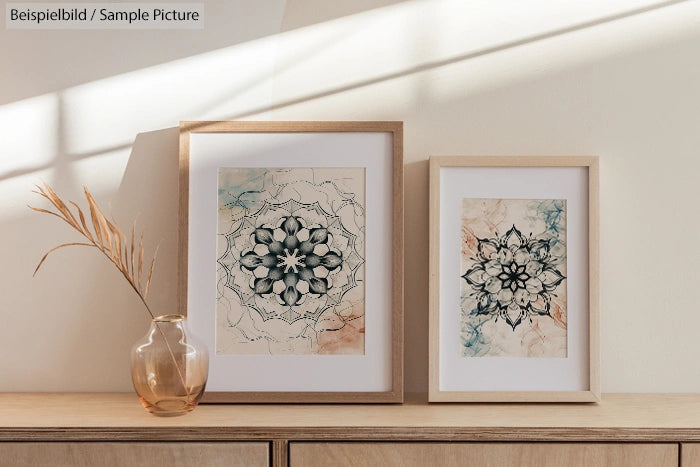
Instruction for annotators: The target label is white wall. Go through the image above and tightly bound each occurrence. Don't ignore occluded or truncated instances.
[1,0,699,393]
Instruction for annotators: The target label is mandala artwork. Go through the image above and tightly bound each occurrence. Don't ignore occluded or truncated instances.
[216,168,365,355]
[460,199,567,358]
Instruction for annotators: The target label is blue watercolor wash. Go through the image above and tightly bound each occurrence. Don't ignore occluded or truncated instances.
[535,199,565,236]
[461,303,493,357]
[218,168,268,211]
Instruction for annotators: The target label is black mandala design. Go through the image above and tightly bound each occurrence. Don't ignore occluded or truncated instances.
[218,199,364,325]
[461,225,565,331]
[240,215,341,305]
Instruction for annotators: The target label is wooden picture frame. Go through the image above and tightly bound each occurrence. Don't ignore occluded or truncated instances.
[179,121,403,403]
[428,156,599,402]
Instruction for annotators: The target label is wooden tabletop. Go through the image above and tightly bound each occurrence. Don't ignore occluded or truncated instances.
[1,393,699,442]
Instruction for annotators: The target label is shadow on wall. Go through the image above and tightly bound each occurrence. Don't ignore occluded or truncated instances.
[83,126,180,391]
[116,128,181,323]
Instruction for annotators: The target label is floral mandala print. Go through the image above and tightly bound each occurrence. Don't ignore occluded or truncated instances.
[220,199,363,325]
[216,167,366,355]
[460,198,567,358]
[240,215,342,311]
[461,225,566,331]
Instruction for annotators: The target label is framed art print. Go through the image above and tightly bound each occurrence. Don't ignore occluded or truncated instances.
[179,121,403,403]
[428,156,599,402]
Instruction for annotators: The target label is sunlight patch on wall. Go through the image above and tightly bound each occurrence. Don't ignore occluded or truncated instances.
[59,35,279,156]
[0,94,57,174]
[269,0,700,112]
[2,0,698,198]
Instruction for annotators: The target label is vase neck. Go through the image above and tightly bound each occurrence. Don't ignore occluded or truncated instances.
[148,315,187,340]
[152,314,185,323]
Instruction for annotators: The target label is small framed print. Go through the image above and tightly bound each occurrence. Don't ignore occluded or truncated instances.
[428,156,599,402]
[179,121,403,403]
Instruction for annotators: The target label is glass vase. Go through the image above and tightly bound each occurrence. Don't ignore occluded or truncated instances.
[130,314,208,416]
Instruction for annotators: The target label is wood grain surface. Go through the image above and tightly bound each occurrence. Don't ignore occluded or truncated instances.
[0,442,268,467]
[682,444,700,467]
[290,442,677,467]
[1,393,700,442]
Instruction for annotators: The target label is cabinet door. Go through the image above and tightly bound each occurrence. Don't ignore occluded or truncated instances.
[682,444,700,467]
[290,442,677,467]
[0,442,269,467]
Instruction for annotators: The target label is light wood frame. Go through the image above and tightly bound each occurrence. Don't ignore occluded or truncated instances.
[428,156,600,403]
[179,121,403,403]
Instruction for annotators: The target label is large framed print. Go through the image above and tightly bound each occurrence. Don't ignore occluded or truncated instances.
[428,156,599,402]
[179,121,403,403]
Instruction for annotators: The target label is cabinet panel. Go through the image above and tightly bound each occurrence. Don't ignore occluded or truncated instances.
[682,444,700,466]
[0,442,269,467]
[291,442,677,467]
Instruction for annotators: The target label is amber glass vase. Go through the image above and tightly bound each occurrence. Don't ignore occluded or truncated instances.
[130,314,208,416]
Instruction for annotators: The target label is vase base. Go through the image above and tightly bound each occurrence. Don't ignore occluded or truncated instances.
[139,396,198,416]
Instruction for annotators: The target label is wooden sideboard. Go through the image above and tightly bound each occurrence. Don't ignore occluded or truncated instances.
[2,393,700,466]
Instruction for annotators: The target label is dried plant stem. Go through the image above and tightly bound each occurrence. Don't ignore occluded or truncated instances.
[30,183,191,401]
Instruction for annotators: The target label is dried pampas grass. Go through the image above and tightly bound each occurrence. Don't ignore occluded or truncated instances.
[29,182,159,319]
[29,183,196,400]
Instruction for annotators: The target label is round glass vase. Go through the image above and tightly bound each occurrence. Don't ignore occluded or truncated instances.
[130,314,208,416]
